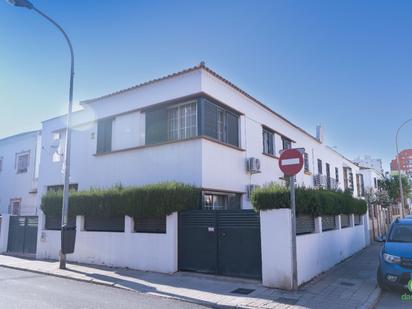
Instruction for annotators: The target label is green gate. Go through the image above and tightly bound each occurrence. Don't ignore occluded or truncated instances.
[178,210,261,280]
[7,216,38,255]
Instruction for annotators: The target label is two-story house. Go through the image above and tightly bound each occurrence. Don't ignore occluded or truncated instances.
[37,63,360,211]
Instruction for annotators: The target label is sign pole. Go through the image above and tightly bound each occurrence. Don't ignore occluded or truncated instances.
[290,175,298,290]
[278,147,304,291]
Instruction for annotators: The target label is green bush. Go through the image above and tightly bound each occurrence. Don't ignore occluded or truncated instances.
[251,185,367,216]
[41,182,201,218]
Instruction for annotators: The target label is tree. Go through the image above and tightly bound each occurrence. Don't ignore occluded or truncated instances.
[378,175,411,207]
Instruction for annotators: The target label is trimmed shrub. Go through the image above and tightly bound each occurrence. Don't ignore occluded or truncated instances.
[251,185,367,216]
[41,182,201,218]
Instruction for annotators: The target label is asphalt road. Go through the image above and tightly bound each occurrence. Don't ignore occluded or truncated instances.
[376,290,412,308]
[0,267,208,309]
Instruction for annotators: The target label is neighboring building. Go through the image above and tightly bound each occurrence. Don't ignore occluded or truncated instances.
[0,131,41,215]
[358,167,383,194]
[353,155,383,174]
[36,63,361,211]
[390,149,412,182]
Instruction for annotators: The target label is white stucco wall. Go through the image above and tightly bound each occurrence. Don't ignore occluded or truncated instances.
[261,209,368,289]
[37,213,178,273]
[260,209,293,289]
[297,215,367,285]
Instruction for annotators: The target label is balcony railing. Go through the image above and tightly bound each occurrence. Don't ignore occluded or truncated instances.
[313,174,339,190]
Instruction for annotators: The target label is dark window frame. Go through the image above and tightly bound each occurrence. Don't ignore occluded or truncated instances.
[202,191,242,210]
[317,159,323,175]
[304,152,310,173]
[282,137,292,150]
[96,117,114,154]
[262,127,275,155]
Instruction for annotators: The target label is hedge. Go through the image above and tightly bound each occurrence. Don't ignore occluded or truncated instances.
[251,185,367,216]
[41,182,201,218]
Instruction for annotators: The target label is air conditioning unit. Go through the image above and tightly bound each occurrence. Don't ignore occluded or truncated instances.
[247,184,260,200]
[246,157,261,174]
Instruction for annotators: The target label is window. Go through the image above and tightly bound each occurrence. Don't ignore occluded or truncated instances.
[9,199,21,215]
[47,184,79,192]
[335,167,339,183]
[317,159,323,175]
[167,102,197,141]
[203,192,241,210]
[262,128,274,155]
[199,98,239,147]
[16,152,29,174]
[282,137,292,150]
[374,177,377,189]
[0,157,2,172]
[96,118,113,153]
[326,163,331,189]
[304,153,309,173]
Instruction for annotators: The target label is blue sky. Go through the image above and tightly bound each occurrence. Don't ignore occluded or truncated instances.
[1,0,411,170]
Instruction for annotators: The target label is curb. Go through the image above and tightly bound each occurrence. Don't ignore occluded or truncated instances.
[359,286,381,309]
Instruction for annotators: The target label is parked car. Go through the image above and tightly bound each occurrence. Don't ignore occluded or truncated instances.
[377,218,412,290]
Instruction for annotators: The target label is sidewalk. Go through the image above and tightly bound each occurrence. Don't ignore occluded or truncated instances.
[0,244,381,309]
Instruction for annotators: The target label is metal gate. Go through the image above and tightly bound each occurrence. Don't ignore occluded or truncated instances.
[178,210,261,280]
[7,216,38,255]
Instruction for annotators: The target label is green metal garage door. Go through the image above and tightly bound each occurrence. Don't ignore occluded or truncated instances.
[178,210,261,280]
[7,216,38,255]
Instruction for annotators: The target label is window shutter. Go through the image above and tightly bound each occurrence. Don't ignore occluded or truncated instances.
[97,118,113,153]
[226,112,239,147]
[200,99,218,139]
[145,108,168,145]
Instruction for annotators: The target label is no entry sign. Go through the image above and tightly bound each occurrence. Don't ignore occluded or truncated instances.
[278,148,304,176]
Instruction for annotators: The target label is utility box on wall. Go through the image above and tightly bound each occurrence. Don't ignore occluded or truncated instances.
[61,225,76,254]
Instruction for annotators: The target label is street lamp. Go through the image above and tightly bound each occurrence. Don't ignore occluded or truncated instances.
[7,0,74,269]
[395,118,412,217]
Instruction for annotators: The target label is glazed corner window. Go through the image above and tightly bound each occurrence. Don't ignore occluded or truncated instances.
[16,152,29,174]
[203,192,241,210]
[304,152,310,172]
[317,159,323,175]
[262,128,274,155]
[199,98,239,147]
[282,137,292,150]
[167,101,197,141]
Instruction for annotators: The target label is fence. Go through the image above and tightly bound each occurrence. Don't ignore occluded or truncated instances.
[260,209,368,289]
[37,213,178,273]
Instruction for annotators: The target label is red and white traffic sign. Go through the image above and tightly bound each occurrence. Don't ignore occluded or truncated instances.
[278,148,304,176]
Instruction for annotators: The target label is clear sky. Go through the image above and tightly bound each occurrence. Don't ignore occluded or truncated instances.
[1,0,411,170]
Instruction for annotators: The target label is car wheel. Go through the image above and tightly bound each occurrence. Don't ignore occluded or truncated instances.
[377,268,390,291]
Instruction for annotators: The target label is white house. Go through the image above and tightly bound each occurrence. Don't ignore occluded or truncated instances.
[0,63,369,288]
[36,63,360,211]
[0,130,41,216]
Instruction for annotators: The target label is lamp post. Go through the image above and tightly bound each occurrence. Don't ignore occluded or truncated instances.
[7,0,74,269]
[395,118,412,218]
